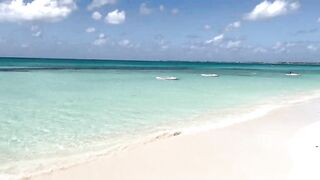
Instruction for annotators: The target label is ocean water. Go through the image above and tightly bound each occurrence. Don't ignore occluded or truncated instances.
[1,57,320,178]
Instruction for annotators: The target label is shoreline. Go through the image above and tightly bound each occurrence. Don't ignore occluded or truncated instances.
[0,91,319,179]
[26,96,320,180]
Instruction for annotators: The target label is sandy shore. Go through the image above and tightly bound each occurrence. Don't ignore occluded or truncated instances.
[29,99,320,180]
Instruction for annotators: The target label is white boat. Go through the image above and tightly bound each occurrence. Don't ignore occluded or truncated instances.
[285,72,301,76]
[201,73,219,77]
[156,76,179,80]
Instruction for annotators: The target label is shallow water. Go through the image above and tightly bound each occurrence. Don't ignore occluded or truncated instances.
[1,58,320,176]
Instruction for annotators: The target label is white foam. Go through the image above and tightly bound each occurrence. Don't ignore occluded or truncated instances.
[286,73,301,76]
[200,73,219,77]
[156,76,179,80]
[180,89,320,135]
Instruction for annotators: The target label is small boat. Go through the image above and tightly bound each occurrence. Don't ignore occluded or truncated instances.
[156,76,179,80]
[201,73,219,77]
[285,72,301,76]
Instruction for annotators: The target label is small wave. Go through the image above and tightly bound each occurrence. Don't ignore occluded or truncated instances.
[201,73,219,77]
[156,76,179,80]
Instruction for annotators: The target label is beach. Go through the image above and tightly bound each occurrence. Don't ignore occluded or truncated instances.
[28,98,320,180]
[1,0,320,179]
[1,59,320,179]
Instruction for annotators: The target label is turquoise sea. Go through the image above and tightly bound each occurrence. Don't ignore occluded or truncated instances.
[1,57,320,178]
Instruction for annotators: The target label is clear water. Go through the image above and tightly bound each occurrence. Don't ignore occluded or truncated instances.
[1,58,320,177]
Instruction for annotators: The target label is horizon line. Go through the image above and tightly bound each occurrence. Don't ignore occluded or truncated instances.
[1,56,320,66]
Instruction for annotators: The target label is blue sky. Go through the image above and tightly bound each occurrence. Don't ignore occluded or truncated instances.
[0,0,319,62]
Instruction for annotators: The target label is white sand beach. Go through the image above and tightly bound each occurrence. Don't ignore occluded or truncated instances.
[28,98,320,180]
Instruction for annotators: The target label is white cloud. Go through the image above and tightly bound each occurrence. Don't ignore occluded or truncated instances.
[92,11,102,20]
[21,43,29,48]
[273,42,296,49]
[272,41,296,53]
[225,21,241,31]
[30,25,42,37]
[32,31,42,37]
[99,33,105,38]
[289,1,300,10]
[254,47,268,53]
[87,0,116,10]
[31,25,39,31]
[189,44,204,50]
[225,40,242,49]
[213,34,224,42]
[307,45,318,51]
[205,34,224,44]
[94,39,106,46]
[245,0,300,21]
[105,9,125,24]
[171,8,179,15]
[286,42,296,47]
[86,27,96,33]
[154,34,170,50]
[0,0,76,22]
[160,45,169,50]
[273,42,283,49]
[318,17,320,23]
[204,24,211,30]
[118,39,131,47]
[159,5,165,12]
[93,33,107,46]
[140,3,152,15]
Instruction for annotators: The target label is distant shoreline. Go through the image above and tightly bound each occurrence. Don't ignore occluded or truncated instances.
[1,56,320,66]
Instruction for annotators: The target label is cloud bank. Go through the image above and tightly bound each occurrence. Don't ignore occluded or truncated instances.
[0,0,76,22]
[245,0,300,21]
[105,9,125,24]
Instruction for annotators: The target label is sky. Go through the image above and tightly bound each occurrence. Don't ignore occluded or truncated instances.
[0,0,319,62]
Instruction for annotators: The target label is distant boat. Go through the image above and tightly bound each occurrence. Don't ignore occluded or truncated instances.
[285,72,301,76]
[201,73,219,77]
[156,76,179,80]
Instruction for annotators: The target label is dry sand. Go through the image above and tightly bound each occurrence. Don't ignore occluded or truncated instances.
[29,99,320,180]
